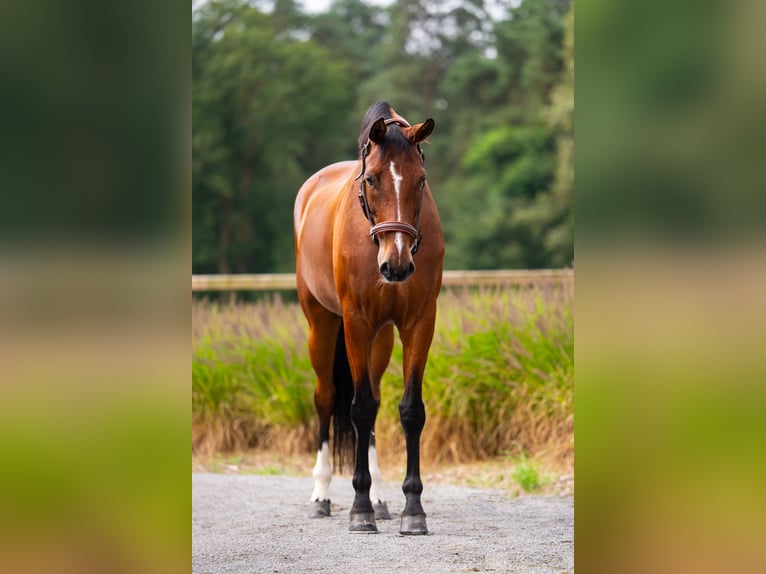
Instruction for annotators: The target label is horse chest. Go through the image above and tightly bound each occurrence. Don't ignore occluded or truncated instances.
[340,283,412,328]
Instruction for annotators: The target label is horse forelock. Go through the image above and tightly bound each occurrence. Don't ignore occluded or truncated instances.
[357,101,412,158]
[358,101,392,149]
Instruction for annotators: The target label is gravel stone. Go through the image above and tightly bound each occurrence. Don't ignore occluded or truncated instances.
[193,473,573,573]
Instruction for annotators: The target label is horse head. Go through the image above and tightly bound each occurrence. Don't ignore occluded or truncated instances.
[356,113,435,283]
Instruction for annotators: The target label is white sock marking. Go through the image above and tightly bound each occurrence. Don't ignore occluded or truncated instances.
[310,442,332,502]
[389,161,404,259]
[368,445,384,505]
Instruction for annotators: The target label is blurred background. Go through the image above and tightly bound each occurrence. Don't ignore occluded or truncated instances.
[2,0,765,572]
[576,0,766,572]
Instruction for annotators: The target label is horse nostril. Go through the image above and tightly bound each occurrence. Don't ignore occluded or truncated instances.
[380,261,414,282]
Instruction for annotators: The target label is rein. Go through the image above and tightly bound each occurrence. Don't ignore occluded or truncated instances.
[354,118,424,255]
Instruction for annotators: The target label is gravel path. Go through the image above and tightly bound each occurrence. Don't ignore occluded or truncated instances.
[193,473,573,573]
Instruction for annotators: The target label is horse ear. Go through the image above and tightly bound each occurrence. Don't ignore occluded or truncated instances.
[368,117,388,145]
[408,118,435,144]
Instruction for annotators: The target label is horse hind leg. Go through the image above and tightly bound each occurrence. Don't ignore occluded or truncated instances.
[368,324,394,521]
[369,432,391,520]
[308,355,336,517]
[309,440,332,517]
[303,295,341,518]
[348,388,378,533]
[343,321,380,533]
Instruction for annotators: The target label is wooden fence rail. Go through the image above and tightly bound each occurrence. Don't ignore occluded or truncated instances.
[192,269,573,292]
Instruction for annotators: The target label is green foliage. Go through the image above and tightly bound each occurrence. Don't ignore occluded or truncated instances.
[377,285,573,462]
[192,0,574,274]
[193,1,354,274]
[192,296,317,451]
[442,124,560,268]
[544,4,574,267]
[192,285,574,463]
[252,465,282,476]
[436,0,574,269]
[493,0,570,114]
[510,453,543,492]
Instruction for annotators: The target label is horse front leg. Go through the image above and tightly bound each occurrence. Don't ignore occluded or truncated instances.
[344,319,379,533]
[399,374,427,534]
[398,311,436,535]
[368,324,394,521]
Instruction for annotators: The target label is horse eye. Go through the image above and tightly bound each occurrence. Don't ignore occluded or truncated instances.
[419,177,426,189]
[365,175,375,187]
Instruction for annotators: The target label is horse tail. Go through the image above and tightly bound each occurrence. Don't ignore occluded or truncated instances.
[332,321,356,472]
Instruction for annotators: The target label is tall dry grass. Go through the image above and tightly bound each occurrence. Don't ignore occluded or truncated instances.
[192,281,573,467]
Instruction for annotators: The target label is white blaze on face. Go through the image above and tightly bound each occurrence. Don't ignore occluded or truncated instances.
[389,161,405,259]
[310,442,332,502]
[368,444,385,505]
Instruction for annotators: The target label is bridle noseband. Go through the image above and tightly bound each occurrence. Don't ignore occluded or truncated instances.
[354,118,425,255]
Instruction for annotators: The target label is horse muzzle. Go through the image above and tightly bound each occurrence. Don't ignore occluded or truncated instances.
[379,260,415,282]
[374,223,418,282]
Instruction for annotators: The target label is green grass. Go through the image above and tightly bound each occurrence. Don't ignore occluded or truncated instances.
[250,465,283,476]
[192,283,573,465]
[510,454,543,492]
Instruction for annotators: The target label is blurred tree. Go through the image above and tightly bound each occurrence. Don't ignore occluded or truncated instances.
[438,0,572,269]
[271,0,304,32]
[309,0,388,80]
[444,124,556,268]
[193,0,352,275]
[543,4,574,266]
[354,0,433,117]
[494,0,570,116]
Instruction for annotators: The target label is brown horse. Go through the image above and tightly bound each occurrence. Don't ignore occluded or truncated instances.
[293,102,444,534]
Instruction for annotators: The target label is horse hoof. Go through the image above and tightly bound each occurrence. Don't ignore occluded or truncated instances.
[308,500,331,518]
[349,512,377,533]
[373,501,392,520]
[399,514,428,535]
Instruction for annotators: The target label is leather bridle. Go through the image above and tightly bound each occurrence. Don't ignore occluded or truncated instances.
[354,118,425,255]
